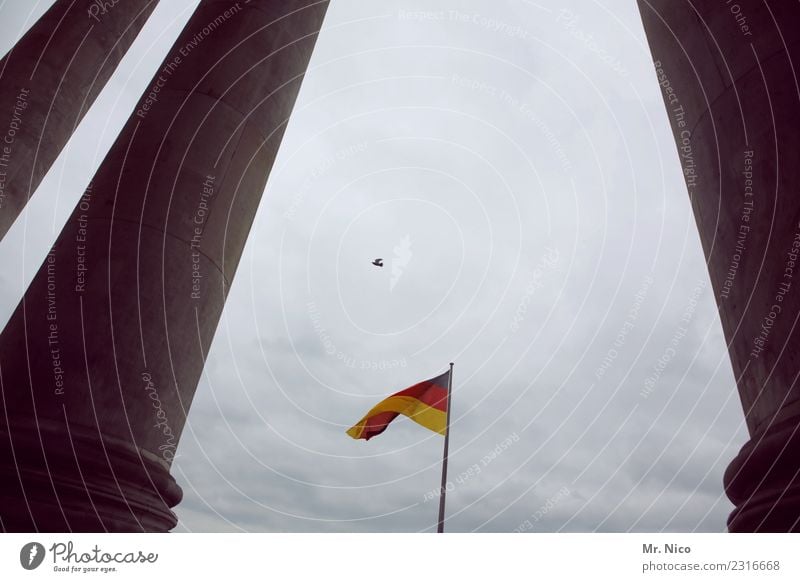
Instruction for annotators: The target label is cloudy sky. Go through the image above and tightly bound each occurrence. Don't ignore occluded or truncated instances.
[0,0,749,532]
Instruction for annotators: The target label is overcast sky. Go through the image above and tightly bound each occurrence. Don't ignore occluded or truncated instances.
[0,0,749,532]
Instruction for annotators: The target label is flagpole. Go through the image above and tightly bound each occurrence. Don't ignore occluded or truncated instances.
[437,362,454,533]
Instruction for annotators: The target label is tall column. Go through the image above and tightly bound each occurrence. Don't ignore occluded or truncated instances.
[0,0,160,240]
[0,0,328,532]
[637,1,800,531]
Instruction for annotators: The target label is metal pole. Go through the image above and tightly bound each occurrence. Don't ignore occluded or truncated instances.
[437,362,454,533]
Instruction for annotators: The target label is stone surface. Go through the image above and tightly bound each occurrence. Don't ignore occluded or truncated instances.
[0,0,160,240]
[0,0,328,532]
[638,0,800,531]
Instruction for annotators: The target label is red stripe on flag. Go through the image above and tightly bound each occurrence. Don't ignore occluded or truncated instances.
[360,411,400,440]
[394,372,449,412]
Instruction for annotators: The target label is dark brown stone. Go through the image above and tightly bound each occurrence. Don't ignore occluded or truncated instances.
[638,0,800,531]
[0,0,328,532]
[0,0,160,240]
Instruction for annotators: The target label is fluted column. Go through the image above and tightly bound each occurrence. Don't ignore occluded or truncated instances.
[0,0,328,532]
[637,0,800,531]
[0,0,160,240]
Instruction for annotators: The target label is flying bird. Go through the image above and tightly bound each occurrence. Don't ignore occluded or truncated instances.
[372,258,384,267]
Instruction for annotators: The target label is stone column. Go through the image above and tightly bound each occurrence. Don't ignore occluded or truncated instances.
[637,0,800,531]
[0,0,160,240]
[0,0,328,532]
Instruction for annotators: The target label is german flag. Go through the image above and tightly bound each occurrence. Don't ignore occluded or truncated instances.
[346,371,450,440]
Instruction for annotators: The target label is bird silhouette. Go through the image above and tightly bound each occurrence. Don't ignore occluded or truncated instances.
[372,258,384,267]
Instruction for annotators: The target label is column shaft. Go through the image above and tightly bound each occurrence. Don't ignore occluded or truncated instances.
[637,0,800,531]
[0,0,160,240]
[0,0,328,532]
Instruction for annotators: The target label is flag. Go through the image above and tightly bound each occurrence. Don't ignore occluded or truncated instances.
[346,371,450,440]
